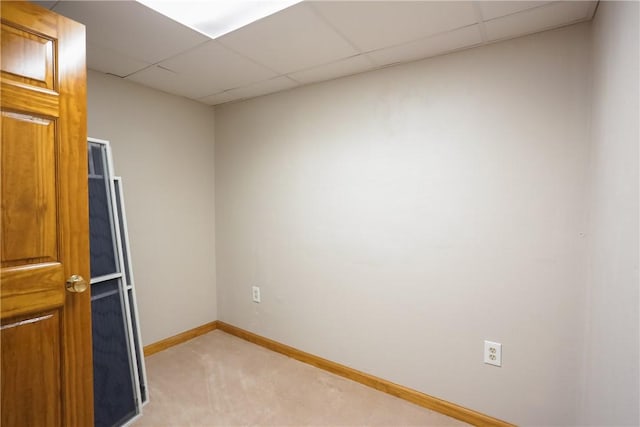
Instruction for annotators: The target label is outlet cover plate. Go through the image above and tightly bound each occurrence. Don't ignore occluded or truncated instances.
[252,286,261,303]
[484,340,502,367]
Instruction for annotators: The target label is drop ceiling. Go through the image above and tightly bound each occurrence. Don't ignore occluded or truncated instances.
[34,1,598,106]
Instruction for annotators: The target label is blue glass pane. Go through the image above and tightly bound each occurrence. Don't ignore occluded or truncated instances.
[88,143,118,277]
[92,279,137,427]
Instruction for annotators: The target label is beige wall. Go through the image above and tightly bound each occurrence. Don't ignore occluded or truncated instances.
[84,8,639,424]
[581,2,639,425]
[215,24,592,425]
[87,71,217,345]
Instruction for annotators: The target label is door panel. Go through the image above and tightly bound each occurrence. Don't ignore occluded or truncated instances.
[1,2,92,426]
[1,23,55,89]
[1,112,58,267]
[1,311,62,427]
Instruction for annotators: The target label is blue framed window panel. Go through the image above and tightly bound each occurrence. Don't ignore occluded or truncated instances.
[88,138,147,427]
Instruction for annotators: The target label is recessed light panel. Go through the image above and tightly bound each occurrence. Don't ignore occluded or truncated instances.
[137,0,302,40]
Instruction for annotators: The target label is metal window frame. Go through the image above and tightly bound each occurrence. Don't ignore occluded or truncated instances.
[88,137,147,426]
[114,176,149,407]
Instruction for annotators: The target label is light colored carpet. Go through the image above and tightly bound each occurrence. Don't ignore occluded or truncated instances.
[132,330,468,426]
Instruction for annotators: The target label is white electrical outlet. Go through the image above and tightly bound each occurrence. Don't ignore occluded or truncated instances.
[484,340,502,367]
[252,286,261,303]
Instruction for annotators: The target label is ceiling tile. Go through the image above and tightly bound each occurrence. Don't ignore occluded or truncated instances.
[52,1,208,64]
[288,54,375,84]
[125,65,207,99]
[87,43,150,77]
[225,76,298,100]
[218,3,358,74]
[158,41,278,94]
[484,1,594,41]
[198,91,238,106]
[311,1,478,52]
[477,1,552,21]
[367,25,483,66]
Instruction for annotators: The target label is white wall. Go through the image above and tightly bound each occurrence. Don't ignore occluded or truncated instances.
[87,71,217,345]
[215,24,591,425]
[581,2,640,425]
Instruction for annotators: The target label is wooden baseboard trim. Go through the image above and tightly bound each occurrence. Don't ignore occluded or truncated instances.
[143,321,218,356]
[144,320,513,426]
[217,321,513,427]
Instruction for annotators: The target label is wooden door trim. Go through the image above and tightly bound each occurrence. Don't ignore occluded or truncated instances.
[1,262,65,319]
[0,82,59,117]
[55,8,92,427]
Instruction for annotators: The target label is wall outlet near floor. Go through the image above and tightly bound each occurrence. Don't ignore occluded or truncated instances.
[252,286,261,303]
[484,340,502,367]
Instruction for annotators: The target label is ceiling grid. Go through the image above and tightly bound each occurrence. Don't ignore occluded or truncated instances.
[34,0,598,106]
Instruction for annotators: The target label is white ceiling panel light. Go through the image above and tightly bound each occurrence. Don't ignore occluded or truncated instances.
[136,0,302,40]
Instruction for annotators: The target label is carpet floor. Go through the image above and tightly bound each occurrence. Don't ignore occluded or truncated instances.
[132,330,468,426]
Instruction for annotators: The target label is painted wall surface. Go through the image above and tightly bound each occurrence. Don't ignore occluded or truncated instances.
[215,24,591,425]
[581,2,640,425]
[87,71,217,345]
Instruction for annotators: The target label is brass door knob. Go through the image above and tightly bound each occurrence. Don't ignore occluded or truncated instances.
[66,275,88,293]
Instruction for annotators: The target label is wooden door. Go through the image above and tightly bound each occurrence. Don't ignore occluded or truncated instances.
[1,2,93,426]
